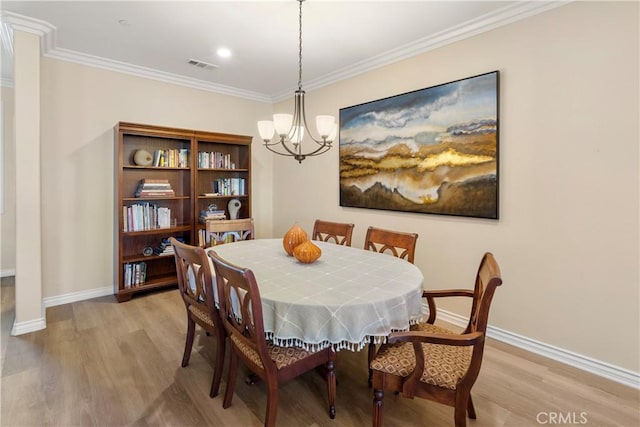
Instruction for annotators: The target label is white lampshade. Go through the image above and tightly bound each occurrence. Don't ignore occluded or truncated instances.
[327,123,338,142]
[289,125,305,144]
[273,114,293,136]
[257,121,275,141]
[316,115,336,137]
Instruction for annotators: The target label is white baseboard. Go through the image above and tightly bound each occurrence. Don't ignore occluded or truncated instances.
[9,286,113,336]
[1,269,16,278]
[11,316,46,335]
[436,309,640,390]
[43,286,114,308]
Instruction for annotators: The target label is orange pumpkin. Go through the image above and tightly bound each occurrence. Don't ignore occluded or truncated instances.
[293,240,322,264]
[283,224,308,256]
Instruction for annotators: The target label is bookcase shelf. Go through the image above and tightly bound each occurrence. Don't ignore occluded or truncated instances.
[115,122,252,302]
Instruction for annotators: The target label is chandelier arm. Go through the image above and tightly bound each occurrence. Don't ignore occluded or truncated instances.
[264,138,300,157]
[298,90,330,146]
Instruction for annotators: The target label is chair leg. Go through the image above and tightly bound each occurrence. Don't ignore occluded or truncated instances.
[372,388,384,427]
[467,394,476,419]
[182,316,196,367]
[223,352,239,409]
[209,331,226,398]
[264,379,279,427]
[454,393,469,427]
[326,353,336,419]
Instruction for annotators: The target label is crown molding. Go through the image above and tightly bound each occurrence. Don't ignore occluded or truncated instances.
[2,2,570,104]
[47,46,272,103]
[273,0,570,101]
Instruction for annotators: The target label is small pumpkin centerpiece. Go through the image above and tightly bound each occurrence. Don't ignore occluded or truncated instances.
[293,240,322,264]
[283,224,308,256]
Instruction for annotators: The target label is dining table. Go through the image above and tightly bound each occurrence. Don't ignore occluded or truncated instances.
[207,238,424,352]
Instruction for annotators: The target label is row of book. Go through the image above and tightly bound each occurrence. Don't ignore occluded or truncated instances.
[197,228,235,247]
[123,262,147,288]
[152,149,189,168]
[123,203,172,232]
[135,178,175,197]
[213,178,246,196]
[198,151,237,169]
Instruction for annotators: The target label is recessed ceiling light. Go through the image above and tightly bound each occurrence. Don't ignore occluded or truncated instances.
[216,48,231,58]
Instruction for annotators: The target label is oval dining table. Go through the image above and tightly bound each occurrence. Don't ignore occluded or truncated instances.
[207,238,424,352]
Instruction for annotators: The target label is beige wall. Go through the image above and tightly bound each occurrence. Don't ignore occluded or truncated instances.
[36,60,273,298]
[1,86,15,275]
[4,1,638,375]
[272,1,639,372]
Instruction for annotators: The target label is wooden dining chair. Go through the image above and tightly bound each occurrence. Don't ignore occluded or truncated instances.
[205,218,254,246]
[364,226,418,263]
[208,250,337,427]
[370,252,503,427]
[364,226,419,384]
[170,237,226,398]
[312,219,355,246]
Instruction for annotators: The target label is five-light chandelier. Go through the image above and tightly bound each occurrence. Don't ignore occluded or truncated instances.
[258,0,337,163]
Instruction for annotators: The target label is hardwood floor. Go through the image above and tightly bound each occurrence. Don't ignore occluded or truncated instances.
[2,276,638,426]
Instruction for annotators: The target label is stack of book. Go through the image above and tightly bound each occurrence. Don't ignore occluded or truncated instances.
[154,237,182,256]
[199,209,226,223]
[135,179,175,197]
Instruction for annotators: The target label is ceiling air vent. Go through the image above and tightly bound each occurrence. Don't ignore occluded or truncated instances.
[187,59,217,70]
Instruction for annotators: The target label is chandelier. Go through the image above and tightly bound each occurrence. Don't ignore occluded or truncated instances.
[257,0,337,163]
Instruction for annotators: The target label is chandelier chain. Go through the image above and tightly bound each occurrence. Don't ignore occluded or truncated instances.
[298,0,303,90]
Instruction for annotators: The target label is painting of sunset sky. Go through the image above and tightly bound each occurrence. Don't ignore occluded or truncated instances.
[339,71,499,219]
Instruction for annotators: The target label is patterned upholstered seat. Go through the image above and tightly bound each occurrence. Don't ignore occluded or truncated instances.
[231,335,319,370]
[370,252,503,427]
[371,323,471,390]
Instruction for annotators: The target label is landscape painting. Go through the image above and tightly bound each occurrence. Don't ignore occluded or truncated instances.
[339,71,499,219]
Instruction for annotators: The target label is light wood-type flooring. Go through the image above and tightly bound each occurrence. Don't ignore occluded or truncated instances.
[1,276,638,426]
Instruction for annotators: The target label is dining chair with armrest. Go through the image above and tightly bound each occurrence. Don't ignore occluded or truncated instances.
[205,218,254,246]
[170,237,226,398]
[312,219,355,246]
[208,250,337,427]
[370,252,503,427]
[364,226,419,384]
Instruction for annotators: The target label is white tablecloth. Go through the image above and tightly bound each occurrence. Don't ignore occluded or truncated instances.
[208,238,424,352]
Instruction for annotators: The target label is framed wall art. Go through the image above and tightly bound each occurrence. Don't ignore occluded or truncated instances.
[339,71,499,219]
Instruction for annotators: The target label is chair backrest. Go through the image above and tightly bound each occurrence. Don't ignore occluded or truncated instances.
[171,237,217,315]
[312,219,355,246]
[206,218,254,246]
[208,250,274,375]
[363,226,418,263]
[466,252,503,335]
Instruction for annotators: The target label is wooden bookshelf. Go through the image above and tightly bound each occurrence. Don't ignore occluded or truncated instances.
[114,122,252,302]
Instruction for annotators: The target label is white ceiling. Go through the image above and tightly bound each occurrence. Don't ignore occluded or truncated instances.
[0,1,565,102]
